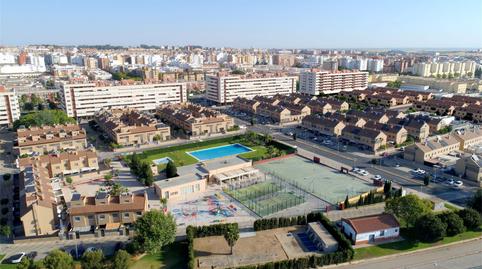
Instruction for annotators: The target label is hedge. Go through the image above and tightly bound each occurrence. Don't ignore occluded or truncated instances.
[190,212,354,269]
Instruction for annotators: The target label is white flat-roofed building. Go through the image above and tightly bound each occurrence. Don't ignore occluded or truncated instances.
[60,81,187,118]
[0,87,20,126]
[205,72,296,104]
[299,69,368,95]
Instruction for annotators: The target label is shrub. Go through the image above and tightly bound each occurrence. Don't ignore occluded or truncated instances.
[2,174,11,181]
[415,214,446,242]
[458,208,482,230]
[437,211,465,236]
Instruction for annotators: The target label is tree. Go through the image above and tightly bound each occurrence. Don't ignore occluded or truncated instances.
[13,110,76,130]
[152,134,162,142]
[292,133,297,141]
[0,225,11,237]
[17,257,37,269]
[387,80,402,89]
[385,194,432,227]
[224,224,240,255]
[250,117,256,126]
[109,182,128,196]
[467,189,482,213]
[437,211,465,236]
[43,249,74,269]
[103,158,112,167]
[133,210,176,254]
[81,250,104,269]
[458,208,482,230]
[112,250,131,269]
[65,176,73,185]
[383,180,392,195]
[415,214,446,242]
[3,174,11,181]
[423,175,430,186]
[264,134,273,144]
[344,195,350,209]
[104,173,113,181]
[165,160,177,178]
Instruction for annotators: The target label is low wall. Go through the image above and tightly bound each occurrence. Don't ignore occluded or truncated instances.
[253,153,296,165]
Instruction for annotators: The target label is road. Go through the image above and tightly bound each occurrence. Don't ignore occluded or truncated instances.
[334,238,482,269]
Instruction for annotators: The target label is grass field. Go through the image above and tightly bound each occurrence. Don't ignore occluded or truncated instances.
[130,241,188,269]
[354,228,482,260]
[132,135,276,170]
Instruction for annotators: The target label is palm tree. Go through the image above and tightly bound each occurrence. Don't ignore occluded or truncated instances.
[224,225,239,255]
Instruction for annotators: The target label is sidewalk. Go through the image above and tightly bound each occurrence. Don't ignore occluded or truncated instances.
[326,203,385,221]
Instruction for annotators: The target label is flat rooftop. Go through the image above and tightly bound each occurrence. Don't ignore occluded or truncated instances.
[154,173,204,189]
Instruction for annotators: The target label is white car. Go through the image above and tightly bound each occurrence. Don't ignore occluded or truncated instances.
[85,247,99,253]
[352,167,360,172]
[360,170,369,176]
[446,179,455,185]
[373,175,382,180]
[454,180,463,188]
[9,253,25,264]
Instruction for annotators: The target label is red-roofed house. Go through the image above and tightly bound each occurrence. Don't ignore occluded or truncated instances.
[341,213,400,244]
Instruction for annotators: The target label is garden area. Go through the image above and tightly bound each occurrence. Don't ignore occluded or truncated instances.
[129,132,296,171]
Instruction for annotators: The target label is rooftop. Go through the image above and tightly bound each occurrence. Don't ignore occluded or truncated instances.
[342,213,399,234]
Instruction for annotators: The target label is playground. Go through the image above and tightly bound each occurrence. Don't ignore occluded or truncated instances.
[256,156,374,204]
[167,189,255,227]
[224,176,306,217]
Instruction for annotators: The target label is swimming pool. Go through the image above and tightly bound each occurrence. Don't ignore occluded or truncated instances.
[187,144,253,161]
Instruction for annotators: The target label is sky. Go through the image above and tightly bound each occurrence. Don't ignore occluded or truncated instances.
[1,0,481,49]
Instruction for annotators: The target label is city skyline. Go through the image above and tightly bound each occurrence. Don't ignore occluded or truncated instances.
[1,0,481,49]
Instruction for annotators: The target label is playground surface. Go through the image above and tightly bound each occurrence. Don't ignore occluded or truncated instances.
[167,188,255,227]
[256,156,374,204]
[194,226,310,269]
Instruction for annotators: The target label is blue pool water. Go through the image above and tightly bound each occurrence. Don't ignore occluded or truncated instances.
[187,144,253,161]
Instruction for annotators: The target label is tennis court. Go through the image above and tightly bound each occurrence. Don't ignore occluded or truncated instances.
[256,156,374,204]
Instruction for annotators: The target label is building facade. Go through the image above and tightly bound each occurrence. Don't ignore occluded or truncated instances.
[341,214,400,245]
[299,70,368,95]
[60,81,187,118]
[0,87,20,126]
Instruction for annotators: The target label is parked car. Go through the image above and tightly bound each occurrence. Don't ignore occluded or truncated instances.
[454,180,463,188]
[446,178,455,185]
[359,170,369,176]
[373,175,382,180]
[9,253,25,264]
[85,247,99,253]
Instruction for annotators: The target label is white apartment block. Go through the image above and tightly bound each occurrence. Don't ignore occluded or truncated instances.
[60,82,187,118]
[0,88,20,126]
[412,61,476,77]
[367,59,384,72]
[205,74,296,104]
[299,70,368,95]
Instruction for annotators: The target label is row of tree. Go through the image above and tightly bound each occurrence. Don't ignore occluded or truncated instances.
[13,110,76,130]
[128,153,154,186]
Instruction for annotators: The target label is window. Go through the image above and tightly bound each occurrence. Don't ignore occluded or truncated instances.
[88,215,94,220]
[99,215,105,220]
[136,211,142,217]
[124,213,130,218]
[112,213,119,218]
[74,216,81,222]
[380,230,385,236]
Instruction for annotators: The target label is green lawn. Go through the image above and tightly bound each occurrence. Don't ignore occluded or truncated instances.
[130,241,188,269]
[354,228,482,260]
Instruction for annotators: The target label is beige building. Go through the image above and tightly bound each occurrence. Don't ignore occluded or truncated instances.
[95,107,170,146]
[233,98,260,114]
[299,69,369,95]
[68,192,148,232]
[272,54,296,67]
[157,103,234,136]
[364,122,408,145]
[18,149,98,178]
[302,116,346,137]
[256,102,311,124]
[454,154,482,183]
[341,126,387,152]
[0,86,20,126]
[404,135,461,164]
[20,167,58,237]
[411,61,476,78]
[15,124,87,156]
[205,72,296,104]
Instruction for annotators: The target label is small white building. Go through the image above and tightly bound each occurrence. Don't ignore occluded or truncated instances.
[341,213,400,245]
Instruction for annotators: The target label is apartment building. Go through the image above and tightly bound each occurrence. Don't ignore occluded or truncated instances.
[412,61,476,78]
[94,108,170,146]
[20,167,58,237]
[302,115,346,136]
[205,72,296,104]
[15,124,87,156]
[18,149,98,178]
[341,126,387,152]
[60,81,187,118]
[299,69,368,95]
[157,103,234,136]
[68,192,148,232]
[0,86,20,126]
[454,154,482,183]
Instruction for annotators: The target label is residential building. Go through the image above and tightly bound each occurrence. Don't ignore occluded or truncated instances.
[404,135,461,164]
[413,99,459,116]
[411,61,476,78]
[68,192,148,232]
[20,167,58,237]
[367,59,384,72]
[454,106,482,123]
[232,98,260,114]
[60,81,187,118]
[256,102,311,124]
[388,118,430,141]
[15,124,87,156]
[0,86,20,126]
[299,70,368,95]
[94,108,170,146]
[272,54,296,67]
[341,125,387,152]
[454,128,482,150]
[341,214,400,245]
[364,122,408,145]
[302,115,346,136]
[205,72,296,104]
[157,103,234,136]
[17,149,98,178]
[454,154,482,183]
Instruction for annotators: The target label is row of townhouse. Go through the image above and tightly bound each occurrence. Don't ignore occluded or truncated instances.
[413,95,482,123]
[157,103,234,137]
[340,87,433,107]
[94,107,171,146]
[404,127,482,165]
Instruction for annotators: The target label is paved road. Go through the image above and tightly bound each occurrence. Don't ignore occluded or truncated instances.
[334,238,482,269]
